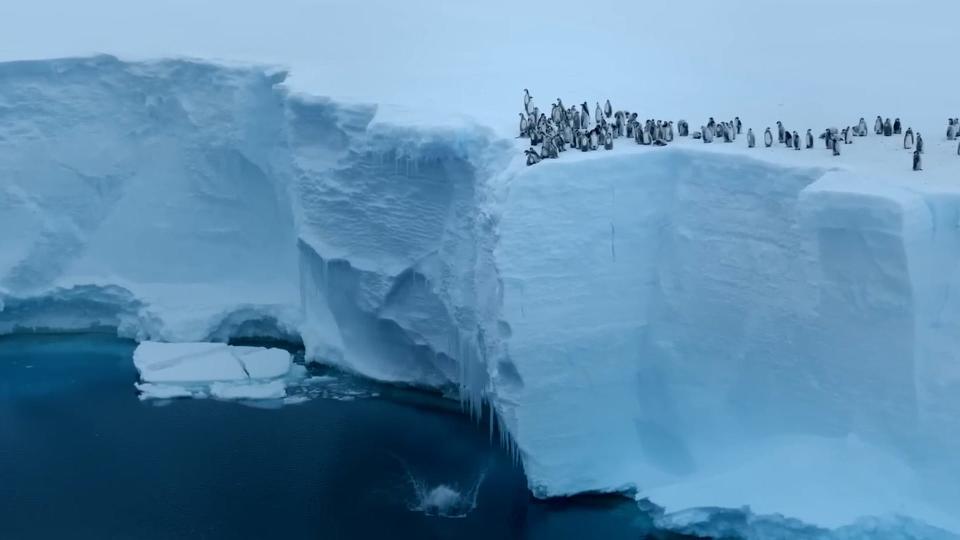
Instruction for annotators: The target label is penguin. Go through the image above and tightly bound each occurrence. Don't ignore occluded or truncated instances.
[913,149,922,171]
[604,99,613,119]
[604,127,614,150]
[832,137,841,156]
[544,138,559,159]
[844,127,851,144]
[948,121,957,141]
[524,148,541,166]
[692,130,702,140]
[735,117,742,134]
[777,121,785,143]
[519,113,529,138]
[957,137,960,156]
[784,130,793,148]
[523,89,533,115]
[666,121,675,142]
[747,128,756,148]
[723,124,733,143]
[580,131,590,152]
[917,132,924,154]
[875,115,883,135]
[595,103,603,125]
[581,103,591,129]
[824,129,833,149]
[893,118,902,135]
[589,128,599,150]
[703,125,713,143]
[806,129,814,149]
[883,118,893,137]
[764,127,773,147]
[904,128,914,149]
[679,120,689,137]
[793,131,800,150]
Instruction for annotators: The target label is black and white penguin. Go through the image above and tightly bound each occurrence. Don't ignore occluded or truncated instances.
[883,118,893,137]
[523,89,533,115]
[844,127,851,144]
[735,117,742,134]
[519,113,529,138]
[764,127,773,147]
[948,120,957,141]
[580,131,590,152]
[666,121,675,142]
[594,103,603,125]
[723,124,733,143]
[703,125,713,143]
[913,149,922,171]
[747,128,756,148]
[874,116,883,135]
[793,131,800,150]
[603,127,613,150]
[806,129,814,149]
[917,133,924,154]
[904,128,914,149]
[784,130,793,148]
[604,100,613,119]
[893,118,902,135]
[679,120,689,137]
[832,137,841,156]
[581,103,591,129]
[589,128,599,151]
[777,121,785,143]
[524,148,541,166]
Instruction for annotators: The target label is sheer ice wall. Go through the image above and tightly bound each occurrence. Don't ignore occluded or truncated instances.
[1,56,959,531]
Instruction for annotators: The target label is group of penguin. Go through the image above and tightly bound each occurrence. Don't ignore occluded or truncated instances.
[519,89,678,166]
[520,89,960,172]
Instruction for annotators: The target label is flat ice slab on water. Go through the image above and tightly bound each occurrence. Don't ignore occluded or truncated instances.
[133,342,293,400]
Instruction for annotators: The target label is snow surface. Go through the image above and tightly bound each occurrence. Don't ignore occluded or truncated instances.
[133,341,293,400]
[2,56,960,534]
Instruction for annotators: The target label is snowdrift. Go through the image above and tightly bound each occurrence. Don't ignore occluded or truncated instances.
[1,55,959,534]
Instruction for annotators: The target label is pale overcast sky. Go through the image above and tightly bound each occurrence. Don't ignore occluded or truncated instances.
[0,0,955,131]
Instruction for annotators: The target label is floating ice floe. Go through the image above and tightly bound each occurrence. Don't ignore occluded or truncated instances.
[133,341,300,400]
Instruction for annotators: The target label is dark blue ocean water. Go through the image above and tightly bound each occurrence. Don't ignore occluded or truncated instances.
[0,334,685,540]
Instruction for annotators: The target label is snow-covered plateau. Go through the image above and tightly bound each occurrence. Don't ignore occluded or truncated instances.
[2,55,960,536]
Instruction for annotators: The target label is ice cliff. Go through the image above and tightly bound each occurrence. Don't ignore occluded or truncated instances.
[1,56,959,534]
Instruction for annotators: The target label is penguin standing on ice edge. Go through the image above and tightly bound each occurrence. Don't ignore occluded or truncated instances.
[747,128,756,148]
[764,127,773,147]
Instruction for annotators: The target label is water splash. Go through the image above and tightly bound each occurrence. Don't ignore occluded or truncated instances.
[395,455,487,519]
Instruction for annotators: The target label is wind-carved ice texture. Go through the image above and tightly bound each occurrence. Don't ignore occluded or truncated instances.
[3,56,960,534]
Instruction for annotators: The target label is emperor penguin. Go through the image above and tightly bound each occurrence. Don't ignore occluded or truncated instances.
[764,127,773,147]
[580,131,590,152]
[524,148,541,166]
[883,118,893,137]
[793,131,800,150]
[589,128,599,151]
[832,137,841,156]
[679,120,689,137]
[747,128,756,148]
[857,117,868,136]
[844,127,851,144]
[806,129,814,149]
[523,89,533,115]
[519,113,529,137]
[913,149,922,171]
[777,121,785,143]
[735,117,742,134]
[703,125,713,143]
[893,118,902,135]
[784,130,793,148]
[904,128,914,149]
[875,116,883,135]
[595,103,603,125]
[573,109,582,130]
[723,124,733,143]
[948,120,957,141]
[604,127,614,150]
[666,121,675,142]
[604,99,613,119]
[917,133,924,154]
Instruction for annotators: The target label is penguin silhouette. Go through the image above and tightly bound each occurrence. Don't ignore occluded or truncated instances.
[806,129,814,149]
